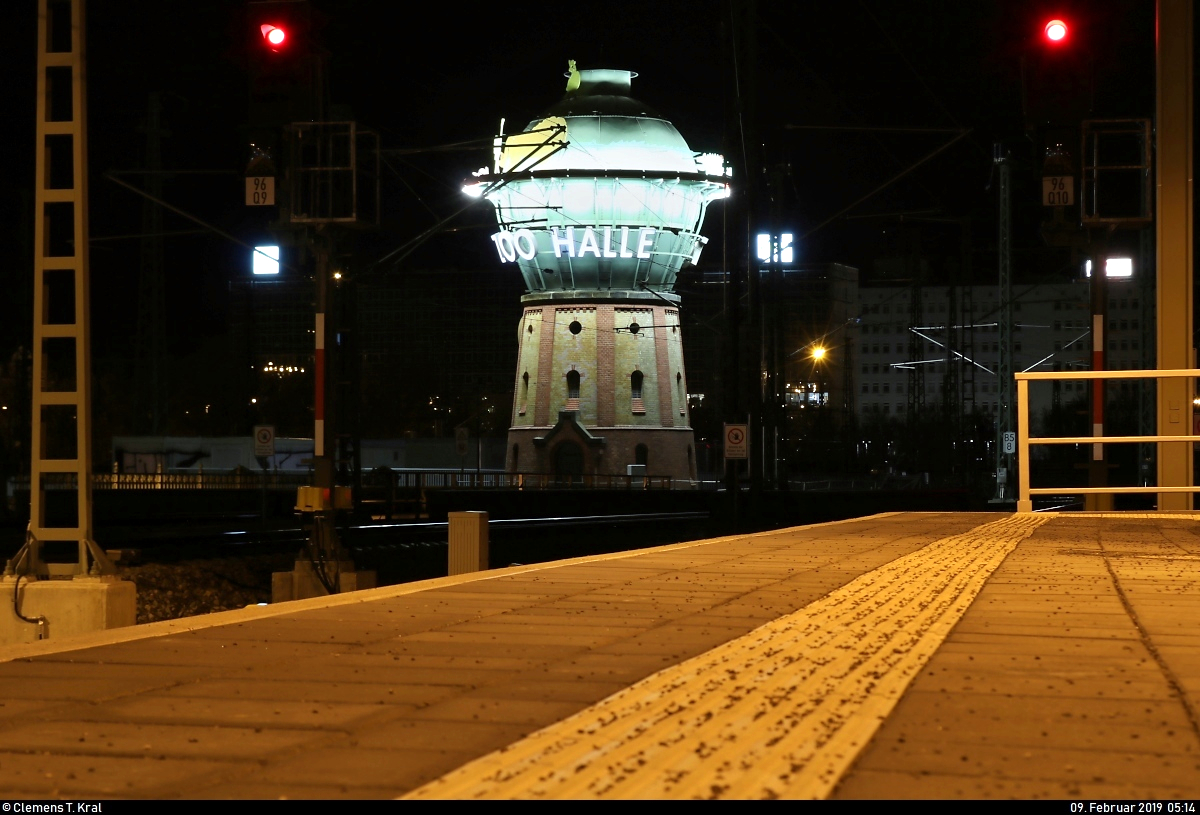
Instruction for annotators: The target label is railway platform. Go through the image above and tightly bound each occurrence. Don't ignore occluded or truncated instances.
[1,511,1198,799]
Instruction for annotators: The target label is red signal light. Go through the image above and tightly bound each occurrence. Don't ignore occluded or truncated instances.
[1044,18,1068,43]
[260,23,287,49]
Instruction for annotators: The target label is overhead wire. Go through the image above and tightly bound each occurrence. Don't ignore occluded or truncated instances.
[358,124,569,277]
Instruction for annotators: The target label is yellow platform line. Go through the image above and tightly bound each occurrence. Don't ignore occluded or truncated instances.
[405,512,1051,800]
[1079,512,1200,519]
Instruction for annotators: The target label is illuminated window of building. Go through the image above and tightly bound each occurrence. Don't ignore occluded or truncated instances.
[631,370,646,414]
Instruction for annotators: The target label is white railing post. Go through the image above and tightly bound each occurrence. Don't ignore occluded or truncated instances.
[1017,377,1032,512]
[1018,369,1200,509]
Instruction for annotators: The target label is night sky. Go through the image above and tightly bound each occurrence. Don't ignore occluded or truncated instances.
[0,0,1159,420]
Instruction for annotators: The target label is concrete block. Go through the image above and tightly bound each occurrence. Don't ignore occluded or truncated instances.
[449,511,489,575]
[271,561,377,603]
[271,570,294,603]
[338,569,376,593]
[0,576,136,645]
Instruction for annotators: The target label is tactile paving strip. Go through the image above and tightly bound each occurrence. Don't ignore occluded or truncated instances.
[406,512,1052,799]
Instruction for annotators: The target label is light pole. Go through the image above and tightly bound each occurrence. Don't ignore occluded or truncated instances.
[992,144,1015,503]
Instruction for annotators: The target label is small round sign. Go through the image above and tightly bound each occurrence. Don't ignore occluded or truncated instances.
[253,425,276,457]
[724,423,749,460]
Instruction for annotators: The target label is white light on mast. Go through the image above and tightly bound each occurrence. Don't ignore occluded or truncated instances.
[253,245,280,275]
[1084,258,1133,278]
[756,233,794,263]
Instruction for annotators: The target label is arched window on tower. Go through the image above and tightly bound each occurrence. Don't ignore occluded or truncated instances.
[566,369,581,411]
[635,443,649,467]
[519,371,529,416]
[630,370,645,415]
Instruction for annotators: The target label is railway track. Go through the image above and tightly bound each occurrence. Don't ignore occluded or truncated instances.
[6,511,713,573]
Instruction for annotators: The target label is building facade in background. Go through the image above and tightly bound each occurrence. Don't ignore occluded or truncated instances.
[855,278,1153,427]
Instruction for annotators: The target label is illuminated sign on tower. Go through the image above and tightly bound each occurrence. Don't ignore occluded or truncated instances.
[466,64,729,481]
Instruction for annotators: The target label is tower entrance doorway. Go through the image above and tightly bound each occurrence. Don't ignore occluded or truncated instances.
[553,440,585,484]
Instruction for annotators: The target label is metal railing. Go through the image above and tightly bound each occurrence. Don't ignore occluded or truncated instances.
[388,471,674,491]
[17,472,312,491]
[789,475,928,491]
[10,470,674,492]
[1016,368,1200,512]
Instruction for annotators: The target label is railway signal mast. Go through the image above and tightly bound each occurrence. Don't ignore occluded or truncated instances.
[245,1,380,599]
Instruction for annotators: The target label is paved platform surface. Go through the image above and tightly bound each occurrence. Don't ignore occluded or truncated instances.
[1,511,1198,799]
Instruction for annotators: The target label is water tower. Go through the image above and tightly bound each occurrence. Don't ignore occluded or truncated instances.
[464,64,729,481]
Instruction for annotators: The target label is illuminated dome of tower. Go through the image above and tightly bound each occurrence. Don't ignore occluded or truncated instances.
[469,65,729,294]
[521,69,701,175]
